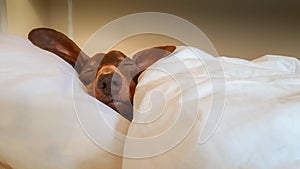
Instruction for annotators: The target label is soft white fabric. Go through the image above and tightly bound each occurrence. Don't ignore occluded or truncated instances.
[1,34,300,169]
[122,46,300,169]
[0,34,130,169]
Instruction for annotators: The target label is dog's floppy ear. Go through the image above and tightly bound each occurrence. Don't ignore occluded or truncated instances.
[132,46,176,72]
[28,28,89,73]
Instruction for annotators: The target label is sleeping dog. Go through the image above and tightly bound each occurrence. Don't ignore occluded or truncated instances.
[28,28,176,121]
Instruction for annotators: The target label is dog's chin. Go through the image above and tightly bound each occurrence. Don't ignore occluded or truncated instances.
[108,101,133,121]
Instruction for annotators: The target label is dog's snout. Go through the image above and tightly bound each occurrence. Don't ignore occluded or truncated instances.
[97,73,122,95]
[97,73,113,95]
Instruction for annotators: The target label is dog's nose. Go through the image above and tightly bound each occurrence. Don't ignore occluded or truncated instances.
[97,73,122,95]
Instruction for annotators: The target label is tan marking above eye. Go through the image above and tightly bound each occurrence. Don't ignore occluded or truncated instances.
[98,65,116,74]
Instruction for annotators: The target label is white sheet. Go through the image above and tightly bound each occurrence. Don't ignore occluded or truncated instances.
[0,34,130,169]
[122,46,300,168]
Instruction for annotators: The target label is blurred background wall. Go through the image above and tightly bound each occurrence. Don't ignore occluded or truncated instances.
[4,0,300,59]
[6,0,50,35]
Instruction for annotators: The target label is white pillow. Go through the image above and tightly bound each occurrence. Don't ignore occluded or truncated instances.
[0,34,130,169]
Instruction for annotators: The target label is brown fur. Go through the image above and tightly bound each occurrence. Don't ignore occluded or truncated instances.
[28,28,176,121]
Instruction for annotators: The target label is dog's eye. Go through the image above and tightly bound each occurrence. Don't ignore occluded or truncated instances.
[112,79,122,86]
[122,63,134,66]
[120,58,135,66]
[120,60,133,65]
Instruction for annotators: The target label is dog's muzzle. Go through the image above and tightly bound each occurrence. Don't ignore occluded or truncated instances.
[97,72,122,96]
[93,65,133,121]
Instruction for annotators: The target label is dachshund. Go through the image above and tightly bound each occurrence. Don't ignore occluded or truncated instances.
[28,28,176,121]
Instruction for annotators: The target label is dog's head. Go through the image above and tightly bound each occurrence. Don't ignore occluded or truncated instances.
[81,47,176,121]
[28,28,176,121]
[86,50,138,121]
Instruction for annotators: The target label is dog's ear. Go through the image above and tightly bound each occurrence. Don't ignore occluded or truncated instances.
[132,46,176,72]
[28,28,89,73]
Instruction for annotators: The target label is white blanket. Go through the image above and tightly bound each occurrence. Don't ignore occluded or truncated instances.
[1,34,300,169]
[123,46,300,169]
[0,34,130,169]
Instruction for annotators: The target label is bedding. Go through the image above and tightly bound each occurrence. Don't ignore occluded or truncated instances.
[1,33,300,169]
[0,34,130,169]
[123,47,300,168]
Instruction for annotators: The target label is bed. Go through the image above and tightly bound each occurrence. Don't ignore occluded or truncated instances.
[1,33,300,169]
